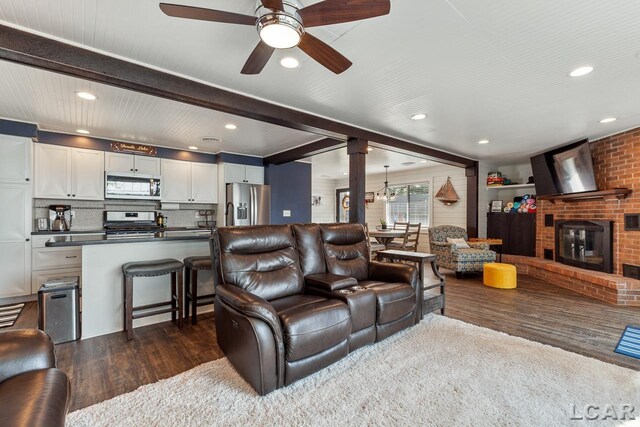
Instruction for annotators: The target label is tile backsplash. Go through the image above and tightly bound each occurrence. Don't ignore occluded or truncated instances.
[34,199,216,231]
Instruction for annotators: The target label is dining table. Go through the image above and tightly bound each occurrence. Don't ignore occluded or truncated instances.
[368,230,406,249]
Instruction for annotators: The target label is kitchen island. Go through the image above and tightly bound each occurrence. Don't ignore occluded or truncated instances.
[46,230,214,339]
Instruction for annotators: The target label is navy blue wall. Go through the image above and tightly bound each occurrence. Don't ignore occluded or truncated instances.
[265,162,311,224]
[217,152,263,166]
[0,118,37,137]
[37,131,217,163]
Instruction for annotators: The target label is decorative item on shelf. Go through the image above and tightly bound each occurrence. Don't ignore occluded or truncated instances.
[311,195,322,206]
[488,171,502,178]
[503,207,510,213]
[375,166,396,201]
[490,200,503,213]
[435,176,459,205]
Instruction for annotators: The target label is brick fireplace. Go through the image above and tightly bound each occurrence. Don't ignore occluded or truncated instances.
[510,127,640,305]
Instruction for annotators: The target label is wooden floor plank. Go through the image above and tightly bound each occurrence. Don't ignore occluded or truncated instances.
[4,273,639,411]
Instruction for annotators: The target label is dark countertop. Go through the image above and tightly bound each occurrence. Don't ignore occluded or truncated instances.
[33,226,207,236]
[32,229,105,235]
[44,230,213,247]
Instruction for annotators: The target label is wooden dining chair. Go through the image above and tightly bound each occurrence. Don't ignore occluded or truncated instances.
[364,222,386,256]
[388,222,421,252]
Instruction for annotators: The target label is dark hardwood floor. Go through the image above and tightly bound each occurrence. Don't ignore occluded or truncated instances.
[7,273,639,411]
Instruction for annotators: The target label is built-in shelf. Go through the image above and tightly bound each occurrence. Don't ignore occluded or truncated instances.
[485,184,535,190]
[538,188,632,203]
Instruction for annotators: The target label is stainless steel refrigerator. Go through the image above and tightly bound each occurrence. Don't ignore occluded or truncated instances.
[225,183,271,226]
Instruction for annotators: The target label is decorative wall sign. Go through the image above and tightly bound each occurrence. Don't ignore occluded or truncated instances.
[365,192,375,203]
[490,200,503,213]
[111,142,157,156]
[311,195,323,206]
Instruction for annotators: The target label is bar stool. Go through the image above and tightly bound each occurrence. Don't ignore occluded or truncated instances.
[184,256,215,325]
[122,258,184,340]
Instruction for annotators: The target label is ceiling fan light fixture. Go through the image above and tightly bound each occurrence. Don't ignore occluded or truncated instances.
[257,13,304,49]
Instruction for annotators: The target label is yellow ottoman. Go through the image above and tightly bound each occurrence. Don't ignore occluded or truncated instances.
[483,263,517,289]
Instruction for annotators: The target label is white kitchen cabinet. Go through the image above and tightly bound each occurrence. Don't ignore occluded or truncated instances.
[161,159,192,203]
[224,163,264,184]
[161,159,218,203]
[245,165,264,184]
[135,156,161,175]
[0,242,30,297]
[34,144,71,198]
[104,152,134,173]
[105,152,161,175]
[0,135,31,184]
[0,183,31,298]
[35,144,104,200]
[72,148,105,200]
[191,163,218,203]
[0,184,31,242]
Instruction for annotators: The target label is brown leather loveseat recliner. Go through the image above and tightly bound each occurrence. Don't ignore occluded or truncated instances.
[0,329,71,426]
[211,223,419,395]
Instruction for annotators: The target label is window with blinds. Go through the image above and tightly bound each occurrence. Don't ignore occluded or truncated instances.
[386,183,429,226]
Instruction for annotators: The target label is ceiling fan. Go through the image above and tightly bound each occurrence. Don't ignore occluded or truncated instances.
[159,0,391,75]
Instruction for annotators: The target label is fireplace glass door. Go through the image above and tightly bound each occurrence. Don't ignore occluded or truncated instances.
[555,220,613,273]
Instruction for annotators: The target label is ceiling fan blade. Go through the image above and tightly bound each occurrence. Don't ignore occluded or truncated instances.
[159,3,256,25]
[261,0,284,10]
[241,41,276,75]
[298,33,352,74]
[299,0,390,27]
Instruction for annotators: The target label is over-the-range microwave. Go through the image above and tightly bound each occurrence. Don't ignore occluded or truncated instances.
[105,172,161,200]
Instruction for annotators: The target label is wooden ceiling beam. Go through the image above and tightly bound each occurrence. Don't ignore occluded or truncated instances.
[264,138,346,165]
[0,24,475,168]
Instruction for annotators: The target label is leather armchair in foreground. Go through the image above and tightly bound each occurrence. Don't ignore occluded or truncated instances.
[0,329,70,427]
[211,223,419,395]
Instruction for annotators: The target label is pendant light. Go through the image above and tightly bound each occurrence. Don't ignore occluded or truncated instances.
[376,165,396,201]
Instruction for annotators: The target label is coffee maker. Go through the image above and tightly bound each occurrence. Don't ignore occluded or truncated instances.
[49,205,72,232]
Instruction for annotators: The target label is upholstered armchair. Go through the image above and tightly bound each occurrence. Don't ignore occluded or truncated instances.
[428,225,496,278]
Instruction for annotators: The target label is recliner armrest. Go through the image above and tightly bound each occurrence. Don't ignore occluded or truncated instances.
[215,284,283,339]
[369,261,419,290]
[0,329,56,383]
[305,273,358,291]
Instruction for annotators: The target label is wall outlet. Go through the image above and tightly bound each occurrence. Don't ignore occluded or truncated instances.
[283,210,291,217]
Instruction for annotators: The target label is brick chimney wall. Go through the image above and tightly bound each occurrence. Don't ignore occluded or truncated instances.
[536,127,640,275]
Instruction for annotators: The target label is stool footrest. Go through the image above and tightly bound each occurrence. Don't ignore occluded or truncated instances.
[132,306,179,319]
[133,300,175,312]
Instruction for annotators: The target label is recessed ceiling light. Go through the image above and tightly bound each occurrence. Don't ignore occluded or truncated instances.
[342,172,348,175]
[76,91,96,100]
[188,146,198,150]
[600,117,617,123]
[76,129,90,135]
[569,66,593,77]
[280,57,300,69]
[367,147,373,151]
[421,160,428,163]
[224,123,237,130]
[411,113,427,120]
[478,139,490,144]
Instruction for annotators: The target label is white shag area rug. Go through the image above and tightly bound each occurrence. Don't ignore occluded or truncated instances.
[67,315,640,427]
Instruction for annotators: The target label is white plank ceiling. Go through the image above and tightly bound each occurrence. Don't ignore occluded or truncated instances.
[0,60,322,155]
[1,0,640,161]
[312,147,438,180]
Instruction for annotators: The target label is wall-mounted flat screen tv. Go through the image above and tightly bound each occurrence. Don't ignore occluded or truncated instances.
[529,139,598,197]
